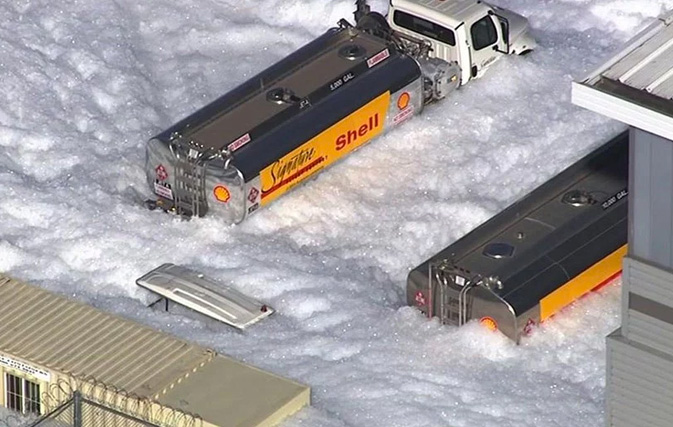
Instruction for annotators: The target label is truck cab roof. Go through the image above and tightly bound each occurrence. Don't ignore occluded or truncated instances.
[390,0,493,29]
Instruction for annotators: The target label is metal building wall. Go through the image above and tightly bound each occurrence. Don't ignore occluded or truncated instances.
[606,329,673,427]
[606,262,673,427]
[570,10,673,426]
[620,257,673,354]
[605,127,673,427]
[630,128,673,267]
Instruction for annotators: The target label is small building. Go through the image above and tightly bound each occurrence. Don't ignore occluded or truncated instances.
[572,10,673,427]
[0,274,309,427]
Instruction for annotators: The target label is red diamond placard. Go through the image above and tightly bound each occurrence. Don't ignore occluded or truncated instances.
[155,164,168,181]
[248,187,259,203]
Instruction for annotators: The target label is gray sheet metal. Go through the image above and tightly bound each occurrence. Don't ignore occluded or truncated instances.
[602,21,673,100]
[630,128,673,268]
[621,256,673,356]
[606,329,673,427]
[136,263,273,330]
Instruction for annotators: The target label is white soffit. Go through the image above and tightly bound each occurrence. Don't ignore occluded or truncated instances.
[572,11,673,140]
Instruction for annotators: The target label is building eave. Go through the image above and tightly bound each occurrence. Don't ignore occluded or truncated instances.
[572,80,673,141]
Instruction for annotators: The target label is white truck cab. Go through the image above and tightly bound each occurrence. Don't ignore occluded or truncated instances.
[387,0,536,84]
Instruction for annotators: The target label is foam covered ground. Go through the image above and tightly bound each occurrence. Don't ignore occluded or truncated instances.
[1,0,672,425]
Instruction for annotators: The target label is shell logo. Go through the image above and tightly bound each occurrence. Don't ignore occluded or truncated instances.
[479,316,498,332]
[213,185,231,203]
[397,92,410,110]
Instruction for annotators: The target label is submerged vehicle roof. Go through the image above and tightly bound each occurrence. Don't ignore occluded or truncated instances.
[390,0,492,29]
[136,263,273,329]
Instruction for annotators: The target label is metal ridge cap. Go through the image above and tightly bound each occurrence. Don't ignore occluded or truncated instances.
[153,349,216,401]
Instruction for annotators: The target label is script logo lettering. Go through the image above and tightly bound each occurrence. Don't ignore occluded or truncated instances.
[266,147,316,190]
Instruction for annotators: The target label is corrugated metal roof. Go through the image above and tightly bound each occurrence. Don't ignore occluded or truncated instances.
[159,355,310,427]
[0,275,310,426]
[602,22,673,100]
[0,275,213,398]
[571,11,673,141]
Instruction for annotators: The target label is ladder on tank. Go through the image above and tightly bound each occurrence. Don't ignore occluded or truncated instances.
[169,135,218,217]
[428,260,476,326]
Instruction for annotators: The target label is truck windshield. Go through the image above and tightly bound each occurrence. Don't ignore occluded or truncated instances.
[393,10,455,46]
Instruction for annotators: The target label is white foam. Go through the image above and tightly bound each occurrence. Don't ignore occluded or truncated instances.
[1,0,671,425]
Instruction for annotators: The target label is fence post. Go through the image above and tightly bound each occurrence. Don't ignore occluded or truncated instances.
[73,392,82,427]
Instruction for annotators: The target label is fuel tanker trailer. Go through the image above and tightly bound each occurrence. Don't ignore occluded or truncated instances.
[407,132,629,342]
[144,1,534,222]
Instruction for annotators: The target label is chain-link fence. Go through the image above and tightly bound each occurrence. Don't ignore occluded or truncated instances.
[36,378,201,427]
[25,392,160,427]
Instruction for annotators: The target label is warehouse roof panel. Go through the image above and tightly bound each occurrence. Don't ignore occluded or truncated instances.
[572,11,673,140]
[0,274,309,427]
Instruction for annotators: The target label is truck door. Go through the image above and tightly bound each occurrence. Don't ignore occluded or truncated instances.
[468,15,502,79]
[390,10,459,66]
